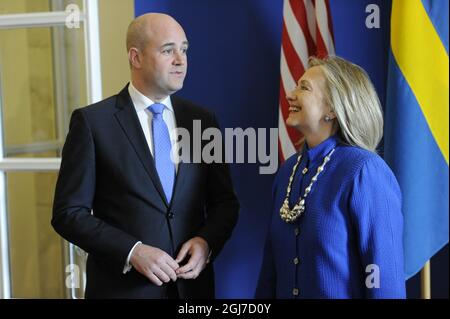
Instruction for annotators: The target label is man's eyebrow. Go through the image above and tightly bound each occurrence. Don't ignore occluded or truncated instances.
[160,41,189,49]
[160,42,175,49]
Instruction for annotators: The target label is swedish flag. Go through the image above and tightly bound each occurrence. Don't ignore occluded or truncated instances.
[385,0,449,279]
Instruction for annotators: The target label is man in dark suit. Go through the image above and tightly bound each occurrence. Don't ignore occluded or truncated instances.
[52,13,239,299]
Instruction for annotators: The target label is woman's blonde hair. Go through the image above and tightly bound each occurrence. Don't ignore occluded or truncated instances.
[309,56,383,152]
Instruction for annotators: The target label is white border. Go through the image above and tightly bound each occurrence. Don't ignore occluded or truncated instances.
[84,0,102,104]
[0,11,85,29]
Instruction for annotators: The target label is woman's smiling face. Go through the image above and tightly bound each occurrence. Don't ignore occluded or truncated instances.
[285,66,331,135]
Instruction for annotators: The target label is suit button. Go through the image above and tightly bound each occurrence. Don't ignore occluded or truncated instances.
[293,288,299,296]
[293,257,299,265]
[167,211,174,219]
[295,228,300,236]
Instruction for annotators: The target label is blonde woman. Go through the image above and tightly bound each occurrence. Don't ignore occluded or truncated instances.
[256,56,405,298]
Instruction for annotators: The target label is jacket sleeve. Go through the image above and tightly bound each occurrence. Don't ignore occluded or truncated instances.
[196,113,240,262]
[52,109,139,271]
[349,157,406,298]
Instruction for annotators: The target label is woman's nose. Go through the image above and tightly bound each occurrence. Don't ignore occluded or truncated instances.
[286,92,296,102]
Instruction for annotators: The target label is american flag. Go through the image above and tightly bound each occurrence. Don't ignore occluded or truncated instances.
[278,0,335,161]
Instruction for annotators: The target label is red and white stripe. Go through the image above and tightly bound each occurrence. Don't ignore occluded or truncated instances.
[278,0,335,161]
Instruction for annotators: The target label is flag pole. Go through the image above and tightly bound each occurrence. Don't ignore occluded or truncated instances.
[420,260,431,299]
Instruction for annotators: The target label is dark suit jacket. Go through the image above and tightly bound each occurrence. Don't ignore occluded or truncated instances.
[52,85,239,298]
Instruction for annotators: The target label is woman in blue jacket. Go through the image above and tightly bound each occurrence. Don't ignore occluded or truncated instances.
[255,56,406,299]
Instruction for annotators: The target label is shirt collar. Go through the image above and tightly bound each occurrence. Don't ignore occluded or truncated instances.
[128,82,174,113]
[302,134,340,164]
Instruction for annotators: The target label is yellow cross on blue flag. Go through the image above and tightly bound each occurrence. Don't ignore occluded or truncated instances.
[385,0,449,279]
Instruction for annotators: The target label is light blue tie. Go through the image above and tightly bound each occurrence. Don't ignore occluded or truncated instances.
[148,103,175,203]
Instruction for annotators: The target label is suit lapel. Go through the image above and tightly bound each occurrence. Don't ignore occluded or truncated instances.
[113,85,169,208]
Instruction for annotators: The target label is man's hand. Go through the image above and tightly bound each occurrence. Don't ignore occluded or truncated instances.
[130,243,179,286]
[175,237,210,280]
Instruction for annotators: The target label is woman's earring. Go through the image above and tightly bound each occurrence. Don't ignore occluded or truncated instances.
[324,115,331,122]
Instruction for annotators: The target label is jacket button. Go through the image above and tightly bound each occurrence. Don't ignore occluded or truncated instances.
[292,288,299,296]
[167,211,174,219]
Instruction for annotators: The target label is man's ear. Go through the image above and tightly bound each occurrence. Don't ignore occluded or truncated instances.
[128,48,141,69]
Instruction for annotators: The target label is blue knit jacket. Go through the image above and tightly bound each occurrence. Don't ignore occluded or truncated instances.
[255,135,406,299]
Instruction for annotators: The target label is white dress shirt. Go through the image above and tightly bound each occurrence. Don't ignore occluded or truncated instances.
[128,82,179,171]
[123,82,179,273]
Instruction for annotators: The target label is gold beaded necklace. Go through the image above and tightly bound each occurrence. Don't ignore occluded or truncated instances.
[279,148,335,223]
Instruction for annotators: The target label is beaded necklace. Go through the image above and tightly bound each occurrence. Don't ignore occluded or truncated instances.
[279,148,335,223]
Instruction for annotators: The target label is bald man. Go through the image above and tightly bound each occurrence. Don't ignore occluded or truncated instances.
[52,13,239,299]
